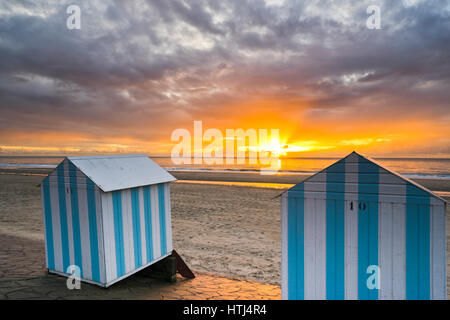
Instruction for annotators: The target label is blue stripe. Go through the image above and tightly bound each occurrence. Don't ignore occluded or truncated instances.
[158,184,167,256]
[406,184,430,300]
[42,178,55,270]
[143,186,154,262]
[68,162,83,277]
[418,203,430,299]
[86,177,100,282]
[295,194,304,300]
[287,185,304,300]
[57,164,70,272]
[326,161,345,300]
[112,190,126,277]
[131,188,142,268]
[357,157,379,300]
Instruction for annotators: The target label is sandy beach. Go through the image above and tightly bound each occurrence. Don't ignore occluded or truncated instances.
[1,169,450,290]
[0,173,282,285]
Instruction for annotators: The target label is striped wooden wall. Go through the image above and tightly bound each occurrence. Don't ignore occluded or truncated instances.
[101,183,172,285]
[41,159,173,287]
[282,152,447,300]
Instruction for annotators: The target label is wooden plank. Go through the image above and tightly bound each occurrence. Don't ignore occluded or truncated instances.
[431,204,446,299]
[304,197,316,299]
[379,202,393,299]
[315,198,327,299]
[171,250,195,279]
[392,203,406,299]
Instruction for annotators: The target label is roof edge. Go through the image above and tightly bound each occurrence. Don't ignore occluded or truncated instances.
[40,155,177,192]
[68,155,177,192]
[280,151,447,204]
[68,154,148,161]
[279,151,356,196]
[360,153,447,204]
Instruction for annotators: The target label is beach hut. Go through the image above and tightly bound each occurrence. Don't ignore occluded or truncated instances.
[40,154,176,287]
[281,151,447,300]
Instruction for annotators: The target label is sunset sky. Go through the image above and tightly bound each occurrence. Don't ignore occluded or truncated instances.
[0,0,449,157]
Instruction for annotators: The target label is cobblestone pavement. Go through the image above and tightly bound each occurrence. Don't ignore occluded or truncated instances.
[0,234,281,300]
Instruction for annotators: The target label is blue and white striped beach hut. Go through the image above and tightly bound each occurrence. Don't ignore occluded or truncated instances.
[281,151,447,300]
[41,154,176,287]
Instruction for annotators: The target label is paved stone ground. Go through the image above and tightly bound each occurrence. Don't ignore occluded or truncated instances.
[0,234,281,300]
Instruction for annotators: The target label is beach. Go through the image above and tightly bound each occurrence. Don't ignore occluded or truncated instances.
[1,169,450,290]
[0,172,282,285]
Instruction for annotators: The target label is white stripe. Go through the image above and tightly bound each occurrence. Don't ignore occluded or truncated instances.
[392,202,406,299]
[304,173,326,300]
[303,196,316,299]
[50,182,63,272]
[431,204,446,299]
[314,197,327,300]
[379,202,393,299]
[95,186,106,283]
[77,173,92,280]
[379,173,406,300]
[64,161,75,269]
[121,189,135,273]
[101,192,117,282]
[41,186,49,269]
[139,187,147,263]
[151,185,161,258]
[164,183,173,252]
[345,156,358,300]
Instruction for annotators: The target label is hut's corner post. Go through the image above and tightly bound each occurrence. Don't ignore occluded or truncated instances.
[40,182,49,271]
[98,189,107,286]
[445,202,448,300]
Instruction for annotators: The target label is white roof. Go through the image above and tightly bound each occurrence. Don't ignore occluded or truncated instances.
[67,154,176,192]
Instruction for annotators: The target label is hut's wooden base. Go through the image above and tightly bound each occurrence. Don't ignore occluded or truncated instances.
[140,249,195,282]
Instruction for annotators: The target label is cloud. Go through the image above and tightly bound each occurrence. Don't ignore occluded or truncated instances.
[0,0,449,155]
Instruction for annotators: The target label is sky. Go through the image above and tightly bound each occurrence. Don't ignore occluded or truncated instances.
[0,0,449,158]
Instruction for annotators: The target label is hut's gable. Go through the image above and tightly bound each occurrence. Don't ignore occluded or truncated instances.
[67,154,176,192]
[286,151,445,205]
[44,158,91,187]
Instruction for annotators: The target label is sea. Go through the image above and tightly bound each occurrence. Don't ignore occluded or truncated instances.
[0,156,449,180]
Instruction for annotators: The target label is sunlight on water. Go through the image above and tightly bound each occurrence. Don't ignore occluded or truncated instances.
[175,180,295,190]
[0,156,449,178]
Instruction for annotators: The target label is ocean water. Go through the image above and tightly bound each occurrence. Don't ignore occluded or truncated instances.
[0,156,449,179]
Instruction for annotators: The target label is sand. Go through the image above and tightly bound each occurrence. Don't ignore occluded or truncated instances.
[0,171,449,287]
[0,174,282,285]
[170,171,450,193]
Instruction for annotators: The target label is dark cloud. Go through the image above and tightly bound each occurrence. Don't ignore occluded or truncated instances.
[0,0,449,154]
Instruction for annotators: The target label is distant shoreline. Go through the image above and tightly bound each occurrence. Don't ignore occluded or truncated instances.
[2,167,450,194]
[1,165,450,180]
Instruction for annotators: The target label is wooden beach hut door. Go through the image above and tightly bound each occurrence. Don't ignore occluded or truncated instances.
[287,196,385,300]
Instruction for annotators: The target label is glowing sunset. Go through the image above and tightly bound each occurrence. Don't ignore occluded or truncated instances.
[0,1,449,158]
[0,0,450,303]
